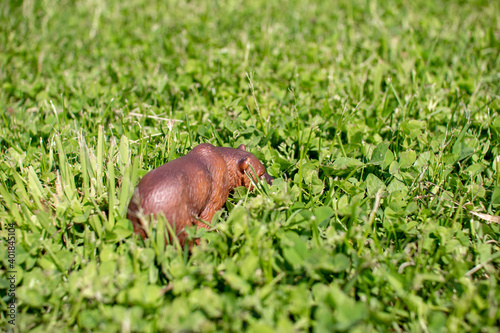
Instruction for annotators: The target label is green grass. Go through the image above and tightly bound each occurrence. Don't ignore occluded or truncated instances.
[1,0,500,331]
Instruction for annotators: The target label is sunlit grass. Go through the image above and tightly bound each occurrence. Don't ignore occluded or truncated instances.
[1,0,499,331]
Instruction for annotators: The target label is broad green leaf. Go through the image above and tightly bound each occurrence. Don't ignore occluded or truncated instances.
[442,153,459,165]
[331,253,350,272]
[314,206,334,225]
[454,142,475,161]
[332,157,363,169]
[223,272,251,294]
[281,232,307,268]
[466,163,485,176]
[227,205,248,239]
[239,255,259,281]
[491,187,500,207]
[370,142,390,165]
[128,284,162,307]
[139,248,156,268]
[78,309,100,330]
[399,150,416,169]
[366,173,386,196]
[401,119,425,139]
[414,151,431,168]
[387,178,408,195]
[322,157,364,176]
[382,149,395,170]
[490,116,500,132]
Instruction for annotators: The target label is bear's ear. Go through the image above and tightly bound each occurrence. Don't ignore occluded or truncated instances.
[237,144,247,151]
[238,157,250,171]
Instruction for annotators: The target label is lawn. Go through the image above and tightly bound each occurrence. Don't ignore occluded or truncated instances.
[1,0,500,331]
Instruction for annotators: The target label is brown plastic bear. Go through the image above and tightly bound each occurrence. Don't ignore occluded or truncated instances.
[127,143,273,247]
